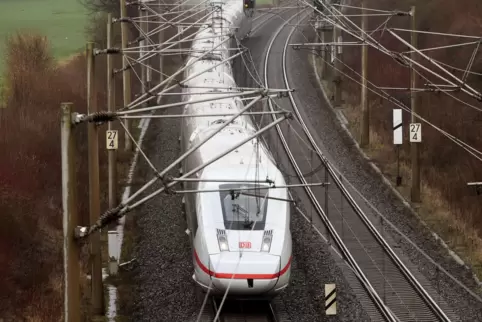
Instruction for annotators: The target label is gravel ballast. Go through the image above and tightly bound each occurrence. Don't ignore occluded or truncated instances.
[129,110,201,321]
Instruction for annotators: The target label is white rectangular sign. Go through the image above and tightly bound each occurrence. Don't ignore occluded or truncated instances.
[337,36,343,54]
[393,109,402,145]
[106,130,118,150]
[410,123,422,142]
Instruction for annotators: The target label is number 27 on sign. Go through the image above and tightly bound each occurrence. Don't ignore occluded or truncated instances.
[409,123,421,143]
[106,130,118,150]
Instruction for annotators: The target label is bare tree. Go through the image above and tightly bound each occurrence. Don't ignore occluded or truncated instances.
[78,0,120,14]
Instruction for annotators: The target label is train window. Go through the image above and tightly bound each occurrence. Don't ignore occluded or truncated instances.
[218,183,269,230]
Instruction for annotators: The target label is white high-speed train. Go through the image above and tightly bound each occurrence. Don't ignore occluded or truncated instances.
[179,0,292,298]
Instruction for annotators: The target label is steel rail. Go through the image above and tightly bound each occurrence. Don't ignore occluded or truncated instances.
[263,9,399,322]
[250,3,296,37]
[280,9,452,322]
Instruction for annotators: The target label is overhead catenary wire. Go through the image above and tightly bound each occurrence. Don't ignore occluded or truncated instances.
[75,1,299,233]
[391,27,482,40]
[311,49,482,162]
[76,113,291,239]
[69,0,482,319]
[119,8,219,74]
[295,0,482,164]
[332,3,403,14]
[293,0,482,161]
[71,0,298,220]
[411,65,482,114]
[305,0,482,103]
[387,29,482,101]
[125,33,234,108]
[116,0,482,216]
[401,40,482,54]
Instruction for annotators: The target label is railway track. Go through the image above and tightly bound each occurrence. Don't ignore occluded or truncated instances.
[212,299,277,322]
[262,8,460,322]
[248,0,295,37]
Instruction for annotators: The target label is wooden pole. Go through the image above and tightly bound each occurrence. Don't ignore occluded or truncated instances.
[410,5,421,202]
[61,102,81,322]
[159,0,164,84]
[107,14,117,209]
[333,25,342,107]
[360,0,369,147]
[145,2,152,93]
[86,42,104,316]
[321,28,327,79]
[121,0,133,151]
[140,2,147,106]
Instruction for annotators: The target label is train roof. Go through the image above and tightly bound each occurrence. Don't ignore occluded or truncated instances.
[194,125,266,166]
[184,59,235,86]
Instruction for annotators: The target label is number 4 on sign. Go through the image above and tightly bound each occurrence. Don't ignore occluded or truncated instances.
[410,123,422,143]
[106,130,118,150]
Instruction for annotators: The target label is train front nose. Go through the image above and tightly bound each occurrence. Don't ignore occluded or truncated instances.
[209,252,280,295]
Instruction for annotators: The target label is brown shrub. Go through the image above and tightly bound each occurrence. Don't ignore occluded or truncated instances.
[0,32,84,320]
[0,26,129,319]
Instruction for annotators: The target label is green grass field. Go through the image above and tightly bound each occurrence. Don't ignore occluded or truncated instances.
[0,0,88,72]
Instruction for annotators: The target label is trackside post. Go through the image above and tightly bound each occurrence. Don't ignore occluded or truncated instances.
[107,13,118,210]
[360,0,369,147]
[61,102,81,322]
[410,6,421,202]
[86,41,104,316]
[120,0,133,151]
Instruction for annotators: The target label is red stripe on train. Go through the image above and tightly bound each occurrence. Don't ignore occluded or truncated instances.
[194,250,291,279]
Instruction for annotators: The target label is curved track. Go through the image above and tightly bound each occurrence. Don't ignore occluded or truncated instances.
[262,8,460,322]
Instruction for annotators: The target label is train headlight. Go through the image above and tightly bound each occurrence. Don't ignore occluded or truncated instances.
[217,235,229,252]
[261,236,272,252]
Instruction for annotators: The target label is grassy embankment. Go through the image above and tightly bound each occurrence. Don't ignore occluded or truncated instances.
[0,0,136,320]
[314,0,482,282]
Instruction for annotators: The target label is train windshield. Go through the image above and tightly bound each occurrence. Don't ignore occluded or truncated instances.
[219,183,269,230]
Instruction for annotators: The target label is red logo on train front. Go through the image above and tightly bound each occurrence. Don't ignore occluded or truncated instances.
[239,241,251,249]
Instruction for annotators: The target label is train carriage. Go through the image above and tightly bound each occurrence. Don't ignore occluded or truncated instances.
[180,0,291,299]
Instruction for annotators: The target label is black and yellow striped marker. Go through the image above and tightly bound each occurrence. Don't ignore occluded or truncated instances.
[325,284,336,315]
